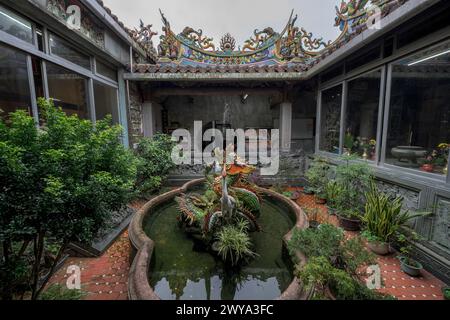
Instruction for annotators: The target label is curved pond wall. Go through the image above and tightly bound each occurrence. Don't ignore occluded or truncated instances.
[128,179,310,300]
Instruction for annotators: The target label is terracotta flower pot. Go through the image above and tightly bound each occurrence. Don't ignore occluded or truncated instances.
[337,215,361,231]
[314,196,327,205]
[421,164,434,172]
[367,241,390,255]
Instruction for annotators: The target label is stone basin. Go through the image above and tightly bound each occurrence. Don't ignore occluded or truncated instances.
[127,179,311,300]
[391,146,427,167]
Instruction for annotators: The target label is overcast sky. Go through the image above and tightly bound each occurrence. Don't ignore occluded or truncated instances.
[102,0,341,48]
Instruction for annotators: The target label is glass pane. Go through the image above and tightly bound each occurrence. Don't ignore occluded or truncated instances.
[320,85,342,153]
[36,27,44,52]
[96,60,117,81]
[344,70,382,160]
[0,44,31,120]
[0,5,33,44]
[31,56,44,100]
[49,33,91,70]
[46,62,89,119]
[94,81,119,123]
[385,42,450,176]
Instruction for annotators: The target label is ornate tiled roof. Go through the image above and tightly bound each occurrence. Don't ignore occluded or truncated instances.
[127,0,409,75]
[131,63,309,74]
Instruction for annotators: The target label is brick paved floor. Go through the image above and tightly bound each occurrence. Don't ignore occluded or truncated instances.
[48,190,447,300]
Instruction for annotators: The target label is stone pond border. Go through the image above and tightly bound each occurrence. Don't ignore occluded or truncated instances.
[128,178,311,300]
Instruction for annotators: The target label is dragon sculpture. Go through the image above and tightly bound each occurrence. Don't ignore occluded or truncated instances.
[175,148,262,258]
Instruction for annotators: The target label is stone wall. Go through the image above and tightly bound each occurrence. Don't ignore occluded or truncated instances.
[128,82,143,146]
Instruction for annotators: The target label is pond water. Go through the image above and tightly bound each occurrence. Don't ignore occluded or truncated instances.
[143,197,296,300]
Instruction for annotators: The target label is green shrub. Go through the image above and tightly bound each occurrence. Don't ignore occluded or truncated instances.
[305,157,331,198]
[333,155,373,218]
[135,134,175,196]
[40,284,85,300]
[289,224,392,300]
[0,99,137,299]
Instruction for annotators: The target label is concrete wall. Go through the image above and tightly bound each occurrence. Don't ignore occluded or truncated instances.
[164,95,276,134]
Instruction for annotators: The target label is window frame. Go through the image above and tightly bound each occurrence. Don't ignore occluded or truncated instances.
[342,66,386,164]
[317,37,450,185]
[381,41,450,182]
[0,5,119,126]
[317,82,345,156]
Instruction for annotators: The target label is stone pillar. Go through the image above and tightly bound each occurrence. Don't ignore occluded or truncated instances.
[142,101,156,138]
[279,102,292,152]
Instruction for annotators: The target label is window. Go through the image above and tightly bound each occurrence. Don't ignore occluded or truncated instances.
[319,85,342,153]
[46,62,89,119]
[94,81,119,123]
[36,26,44,52]
[0,5,33,44]
[49,33,91,70]
[96,60,117,81]
[344,70,382,160]
[0,44,32,120]
[31,57,44,101]
[385,42,450,176]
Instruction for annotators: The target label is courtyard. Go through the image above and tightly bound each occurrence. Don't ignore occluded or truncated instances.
[0,0,449,303]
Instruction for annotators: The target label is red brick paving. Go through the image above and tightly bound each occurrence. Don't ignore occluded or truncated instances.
[48,230,131,300]
[47,189,447,300]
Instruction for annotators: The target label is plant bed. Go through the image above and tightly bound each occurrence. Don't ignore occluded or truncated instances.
[337,214,362,231]
[399,256,423,277]
[68,206,136,257]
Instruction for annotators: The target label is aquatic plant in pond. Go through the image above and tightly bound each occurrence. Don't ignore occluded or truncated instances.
[175,148,262,266]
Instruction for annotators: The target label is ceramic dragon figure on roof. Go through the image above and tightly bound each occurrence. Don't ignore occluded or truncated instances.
[335,0,404,33]
[154,9,337,66]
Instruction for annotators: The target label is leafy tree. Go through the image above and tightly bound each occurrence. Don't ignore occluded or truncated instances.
[0,99,137,299]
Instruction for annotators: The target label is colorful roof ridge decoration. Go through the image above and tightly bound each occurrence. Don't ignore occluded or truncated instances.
[128,0,408,74]
[154,9,335,67]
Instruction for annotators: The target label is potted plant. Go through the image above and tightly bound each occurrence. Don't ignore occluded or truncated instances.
[302,186,315,195]
[361,183,428,255]
[420,152,435,173]
[343,131,355,156]
[337,210,363,231]
[333,156,373,231]
[442,287,450,300]
[397,232,424,277]
[304,208,322,229]
[305,157,330,205]
[325,180,343,216]
[436,143,449,174]
[288,224,394,300]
